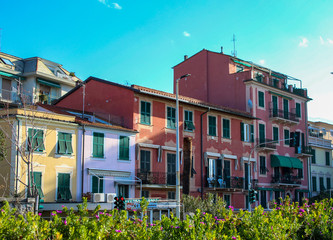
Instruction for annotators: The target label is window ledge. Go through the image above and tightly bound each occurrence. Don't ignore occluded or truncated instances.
[91,156,106,161]
[55,154,75,159]
[25,151,46,156]
[118,159,132,163]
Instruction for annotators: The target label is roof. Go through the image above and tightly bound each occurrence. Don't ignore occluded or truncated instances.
[38,104,138,133]
[131,85,255,119]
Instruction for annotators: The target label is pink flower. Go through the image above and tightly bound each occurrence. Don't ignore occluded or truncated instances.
[56,210,62,214]
[64,220,67,225]
[61,205,65,208]
[51,212,56,216]
[232,237,237,240]
[299,208,305,213]
[38,213,42,216]
[95,215,99,219]
[115,229,121,233]
[203,212,206,215]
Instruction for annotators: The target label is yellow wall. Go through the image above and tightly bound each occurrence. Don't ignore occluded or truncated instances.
[0,109,78,202]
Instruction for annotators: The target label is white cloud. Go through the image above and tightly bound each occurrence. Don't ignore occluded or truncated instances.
[327,38,333,45]
[320,36,325,45]
[299,37,309,47]
[259,59,265,65]
[112,3,122,9]
[183,31,190,37]
[97,0,122,9]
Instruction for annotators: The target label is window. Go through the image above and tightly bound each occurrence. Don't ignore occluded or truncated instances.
[57,173,72,201]
[166,107,176,129]
[118,185,129,198]
[184,110,195,131]
[32,172,44,198]
[241,123,254,142]
[207,158,223,180]
[296,103,301,118]
[224,194,231,206]
[327,178,331,190]
[260,190,267,209]
[208,116,216,136]
[140,101,151,125]
[259,123,265,144]
[320,177,325,191]
[259,156,267,175]
[272,95,278,116]
[283,99,289,119]
[326,151,330,166]
[142,190,149,198]
[168,191,175,199]
[93,132,104,158]
[284,129,290,145]
[273,78,279,88]
[0,57,14,66]
[140,150,151,171]
[258,91,265,108]
[27,128,45,152]
[167,153,176,185]
[273,127,279,143]
[311,149,316,164]
[236,65,244,73]
[222,119,230,139]
[312,176,317,192]
[119,136,130,160]
[92,176,104,193]
[255,73,263,83]
[57,132,73,155]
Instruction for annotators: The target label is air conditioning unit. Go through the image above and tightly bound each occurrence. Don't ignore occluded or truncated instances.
[106,193,116,203]
[93,193,105,203]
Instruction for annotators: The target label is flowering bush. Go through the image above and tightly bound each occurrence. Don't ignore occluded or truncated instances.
[0,197,332,239]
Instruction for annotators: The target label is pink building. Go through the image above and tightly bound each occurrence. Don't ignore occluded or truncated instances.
[174,49,312,207]
[55,77,257,209]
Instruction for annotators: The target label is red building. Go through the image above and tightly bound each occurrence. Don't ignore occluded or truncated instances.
[55,77,256,209]
[174,49,312,207]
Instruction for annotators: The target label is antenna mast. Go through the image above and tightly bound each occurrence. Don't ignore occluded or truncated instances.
[0,28,2,52]
[232,34,237,57]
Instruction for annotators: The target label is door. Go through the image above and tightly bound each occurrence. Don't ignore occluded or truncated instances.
[224,160,231,188]
[272,95,278,116]
[167,153,176,185]
[261,190,267,208]
[118,185,129,198]
[140,150,151,172]
[283,99,289,119]
[2,78,11,100]
[57,173,71,201]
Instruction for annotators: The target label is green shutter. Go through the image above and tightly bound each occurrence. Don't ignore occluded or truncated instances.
[141,101,151,125]
[92,176,104,193]
[32,172,44,198]
[327,178,331,190]
[184,111,194,131]
[273,127,279,142]
[65,133,73,154]
[284,129,290,145]
[326,152,330,166]
[223,119,230,139]
[36,130,45,151]
[311,149,316,164]
[28,128,34,150]
[240,122,244,141]
[258,91,265,108]
[312,177,317,191]
[58,132,66,154]
[167,107,176,129]
[208,116,216,136]
[93,133,104,158]
[296,103,301,118]
[259,124,265,143]
[119,136,129,160]
[58,173,72,201]
[250,124,254,142]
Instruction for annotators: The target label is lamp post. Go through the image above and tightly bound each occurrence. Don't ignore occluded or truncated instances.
[176,73,190,218]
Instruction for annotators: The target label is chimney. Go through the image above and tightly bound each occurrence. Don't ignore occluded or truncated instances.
[184,55,188,60]
[221,46,223,54]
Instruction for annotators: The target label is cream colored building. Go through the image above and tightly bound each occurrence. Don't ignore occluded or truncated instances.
[0,108,78,202]
[308,121,333,197]
[0,52,80,107]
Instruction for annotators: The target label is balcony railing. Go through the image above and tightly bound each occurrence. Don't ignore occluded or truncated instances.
[269,108,299,123]
[295,146,313,155]
[0,89,32,104]
[205,176,258,190]
[136,170,182,186]
[271,174,301,185]
[256,138,277,150]
[309,136,332,148]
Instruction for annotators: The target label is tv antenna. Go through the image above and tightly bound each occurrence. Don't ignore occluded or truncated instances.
[231,34,237,57]
[0,28,2,52]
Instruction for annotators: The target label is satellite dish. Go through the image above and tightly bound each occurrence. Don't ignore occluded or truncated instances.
[248,99,253,109]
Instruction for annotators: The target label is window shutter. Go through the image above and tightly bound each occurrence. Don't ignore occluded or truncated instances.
[58,132,66,154]
[65,134,73,154]
[250,124,254,142]
[36,130,45,151]
[28,129,33,150]
[92,176,99,193]
[216,158,222,179]
[119,136,129,160]
[240,122,244,141]
[93,133,98,157]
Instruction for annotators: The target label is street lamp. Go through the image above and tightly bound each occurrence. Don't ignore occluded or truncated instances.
[176,73,191,218]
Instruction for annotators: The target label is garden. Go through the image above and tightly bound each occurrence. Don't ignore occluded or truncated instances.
[0,196,332,239]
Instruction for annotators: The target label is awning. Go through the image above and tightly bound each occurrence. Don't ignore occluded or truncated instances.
[271,155,303,169]
[0,71,24,80]
[233,60,252,68]
[37,78,61,88]
[273,189,285,192]
[88,168,131,178]
[257,187,274,191]
[295,189,309,193]
[114,180,136,185]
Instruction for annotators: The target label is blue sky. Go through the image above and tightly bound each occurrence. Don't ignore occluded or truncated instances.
[2,0,333,123]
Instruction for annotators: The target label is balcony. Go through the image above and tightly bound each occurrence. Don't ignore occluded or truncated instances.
[38,93,59,105]
[0,89,32,105]
[205,176,258,191]
[136,170,182,187]
[256,138,277,151]
[295,146,313,157]
[309,136,332,149]
[269,108,299,125]
[271,174,301,186]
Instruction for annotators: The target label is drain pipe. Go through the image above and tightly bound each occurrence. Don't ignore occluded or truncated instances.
[81,125,86,200]
[15,117,20,195]
[200,107,210,200]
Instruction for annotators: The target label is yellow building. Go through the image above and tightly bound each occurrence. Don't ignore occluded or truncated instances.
[0,107,78,202]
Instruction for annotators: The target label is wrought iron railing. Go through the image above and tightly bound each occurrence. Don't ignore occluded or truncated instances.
[271,174,301,185]
[295,146,312,155]
[269,108,299,122]
[136,169,182,186]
